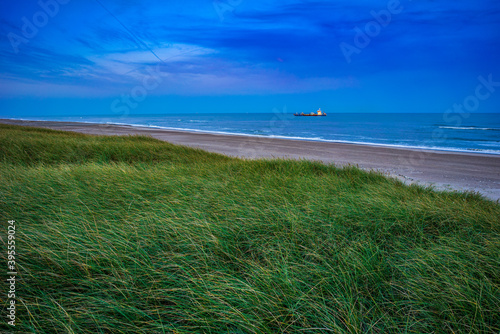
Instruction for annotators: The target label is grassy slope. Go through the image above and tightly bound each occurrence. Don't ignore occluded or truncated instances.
[0,124,499,333]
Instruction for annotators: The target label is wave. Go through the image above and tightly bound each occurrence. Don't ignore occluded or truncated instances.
[5,117,500,155]
[439,126,500,131]
[99,121,500,155]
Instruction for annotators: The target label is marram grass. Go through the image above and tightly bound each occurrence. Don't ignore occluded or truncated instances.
[0,124,499,333]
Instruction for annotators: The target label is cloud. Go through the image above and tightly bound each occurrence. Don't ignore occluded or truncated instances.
[93,44,216,67]
[0,0,499,98]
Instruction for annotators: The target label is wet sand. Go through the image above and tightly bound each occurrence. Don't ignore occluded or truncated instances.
[2,118,499,201]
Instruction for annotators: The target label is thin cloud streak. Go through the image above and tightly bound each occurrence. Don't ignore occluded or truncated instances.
[0,0,499,104]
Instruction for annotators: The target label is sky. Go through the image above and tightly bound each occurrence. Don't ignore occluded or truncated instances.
[1,0,500,116]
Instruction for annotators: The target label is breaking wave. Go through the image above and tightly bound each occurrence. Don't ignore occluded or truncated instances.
[439,126,500,131]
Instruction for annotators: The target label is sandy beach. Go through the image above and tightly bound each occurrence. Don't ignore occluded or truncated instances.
[2,118,499,201]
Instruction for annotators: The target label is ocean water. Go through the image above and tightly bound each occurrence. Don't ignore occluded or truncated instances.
[14,113,500,154]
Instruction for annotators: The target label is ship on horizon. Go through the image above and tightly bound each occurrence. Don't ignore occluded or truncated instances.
[294,108,327,116]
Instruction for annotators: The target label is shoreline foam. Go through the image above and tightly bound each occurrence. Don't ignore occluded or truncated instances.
[4,117,500,155]
[1,118,499,201]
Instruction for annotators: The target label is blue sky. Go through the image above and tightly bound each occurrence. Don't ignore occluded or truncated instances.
[1,0,500,115]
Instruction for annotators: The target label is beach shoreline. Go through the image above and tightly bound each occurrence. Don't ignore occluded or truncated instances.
[2,118,499,201]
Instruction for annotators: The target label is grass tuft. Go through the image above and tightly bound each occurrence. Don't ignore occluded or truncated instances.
[1,124,499,333]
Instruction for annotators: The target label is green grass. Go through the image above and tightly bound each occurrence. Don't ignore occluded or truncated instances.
[1,123,499,333]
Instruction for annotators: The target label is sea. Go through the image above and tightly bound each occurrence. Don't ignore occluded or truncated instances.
[13,113,500,154]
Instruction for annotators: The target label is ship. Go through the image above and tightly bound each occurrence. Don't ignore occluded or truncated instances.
[293,108,327,116]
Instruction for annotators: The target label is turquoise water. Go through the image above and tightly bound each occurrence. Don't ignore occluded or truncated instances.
[12,113,500,154]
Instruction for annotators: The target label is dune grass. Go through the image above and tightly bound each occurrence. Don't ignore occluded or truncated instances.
[0,123,499,333]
